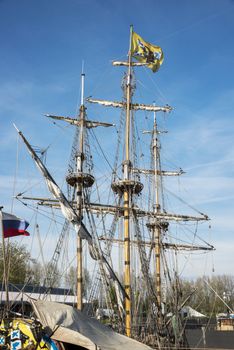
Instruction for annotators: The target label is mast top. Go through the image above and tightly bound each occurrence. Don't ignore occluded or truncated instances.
[81,71,85,106]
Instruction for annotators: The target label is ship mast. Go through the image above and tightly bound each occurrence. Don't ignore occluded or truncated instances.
[76,73,85,310]
[144,110,167,329]
[152,111,162,310]
[65,72,95,310]
[124,24,133,337]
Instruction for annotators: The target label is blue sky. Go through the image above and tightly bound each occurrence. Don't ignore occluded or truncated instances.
[1,0,234,279]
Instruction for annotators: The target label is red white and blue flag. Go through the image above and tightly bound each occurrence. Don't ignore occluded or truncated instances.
[1,212,30,238]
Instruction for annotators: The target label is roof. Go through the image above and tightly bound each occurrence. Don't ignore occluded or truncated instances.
[0,283,75,295]
[0,283,79,304]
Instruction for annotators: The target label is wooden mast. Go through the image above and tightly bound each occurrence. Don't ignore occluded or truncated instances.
[76,73,85,310]
[124,24,133,337]
[152,111,162,310]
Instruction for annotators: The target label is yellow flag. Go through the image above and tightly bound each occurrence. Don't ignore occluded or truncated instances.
[131,31,164,73]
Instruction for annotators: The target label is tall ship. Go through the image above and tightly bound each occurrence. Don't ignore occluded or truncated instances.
[1,26,233,349]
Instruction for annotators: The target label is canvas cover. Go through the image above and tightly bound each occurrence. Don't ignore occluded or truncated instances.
[181,306,206,318]
[32,300,153,350]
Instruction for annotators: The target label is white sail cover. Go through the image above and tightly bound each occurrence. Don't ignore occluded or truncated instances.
[181,306,206,318]
[32,300,153,350]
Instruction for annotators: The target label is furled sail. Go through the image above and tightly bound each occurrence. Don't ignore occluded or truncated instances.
[98,237,214,252]
[132,167,185,176]
[14,125,127,301]
[112,61,148,66]
[16,195,209,222]
[45,114,115,128]
[86,98,172,113]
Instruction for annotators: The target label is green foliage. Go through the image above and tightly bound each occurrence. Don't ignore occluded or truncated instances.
[180,275,234,316]
[0,242,63,288]
[0,242,32,284]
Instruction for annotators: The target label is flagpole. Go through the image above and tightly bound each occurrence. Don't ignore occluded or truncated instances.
[0,207,9,317]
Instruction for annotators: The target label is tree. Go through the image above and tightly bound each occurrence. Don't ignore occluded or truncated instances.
[179,275,234,316]
[27,261,44,286]
[65,265,76,292]
[0,242,32,284]
[65,266,91,296]
[43,262,62,288]
[0,242,64,288]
